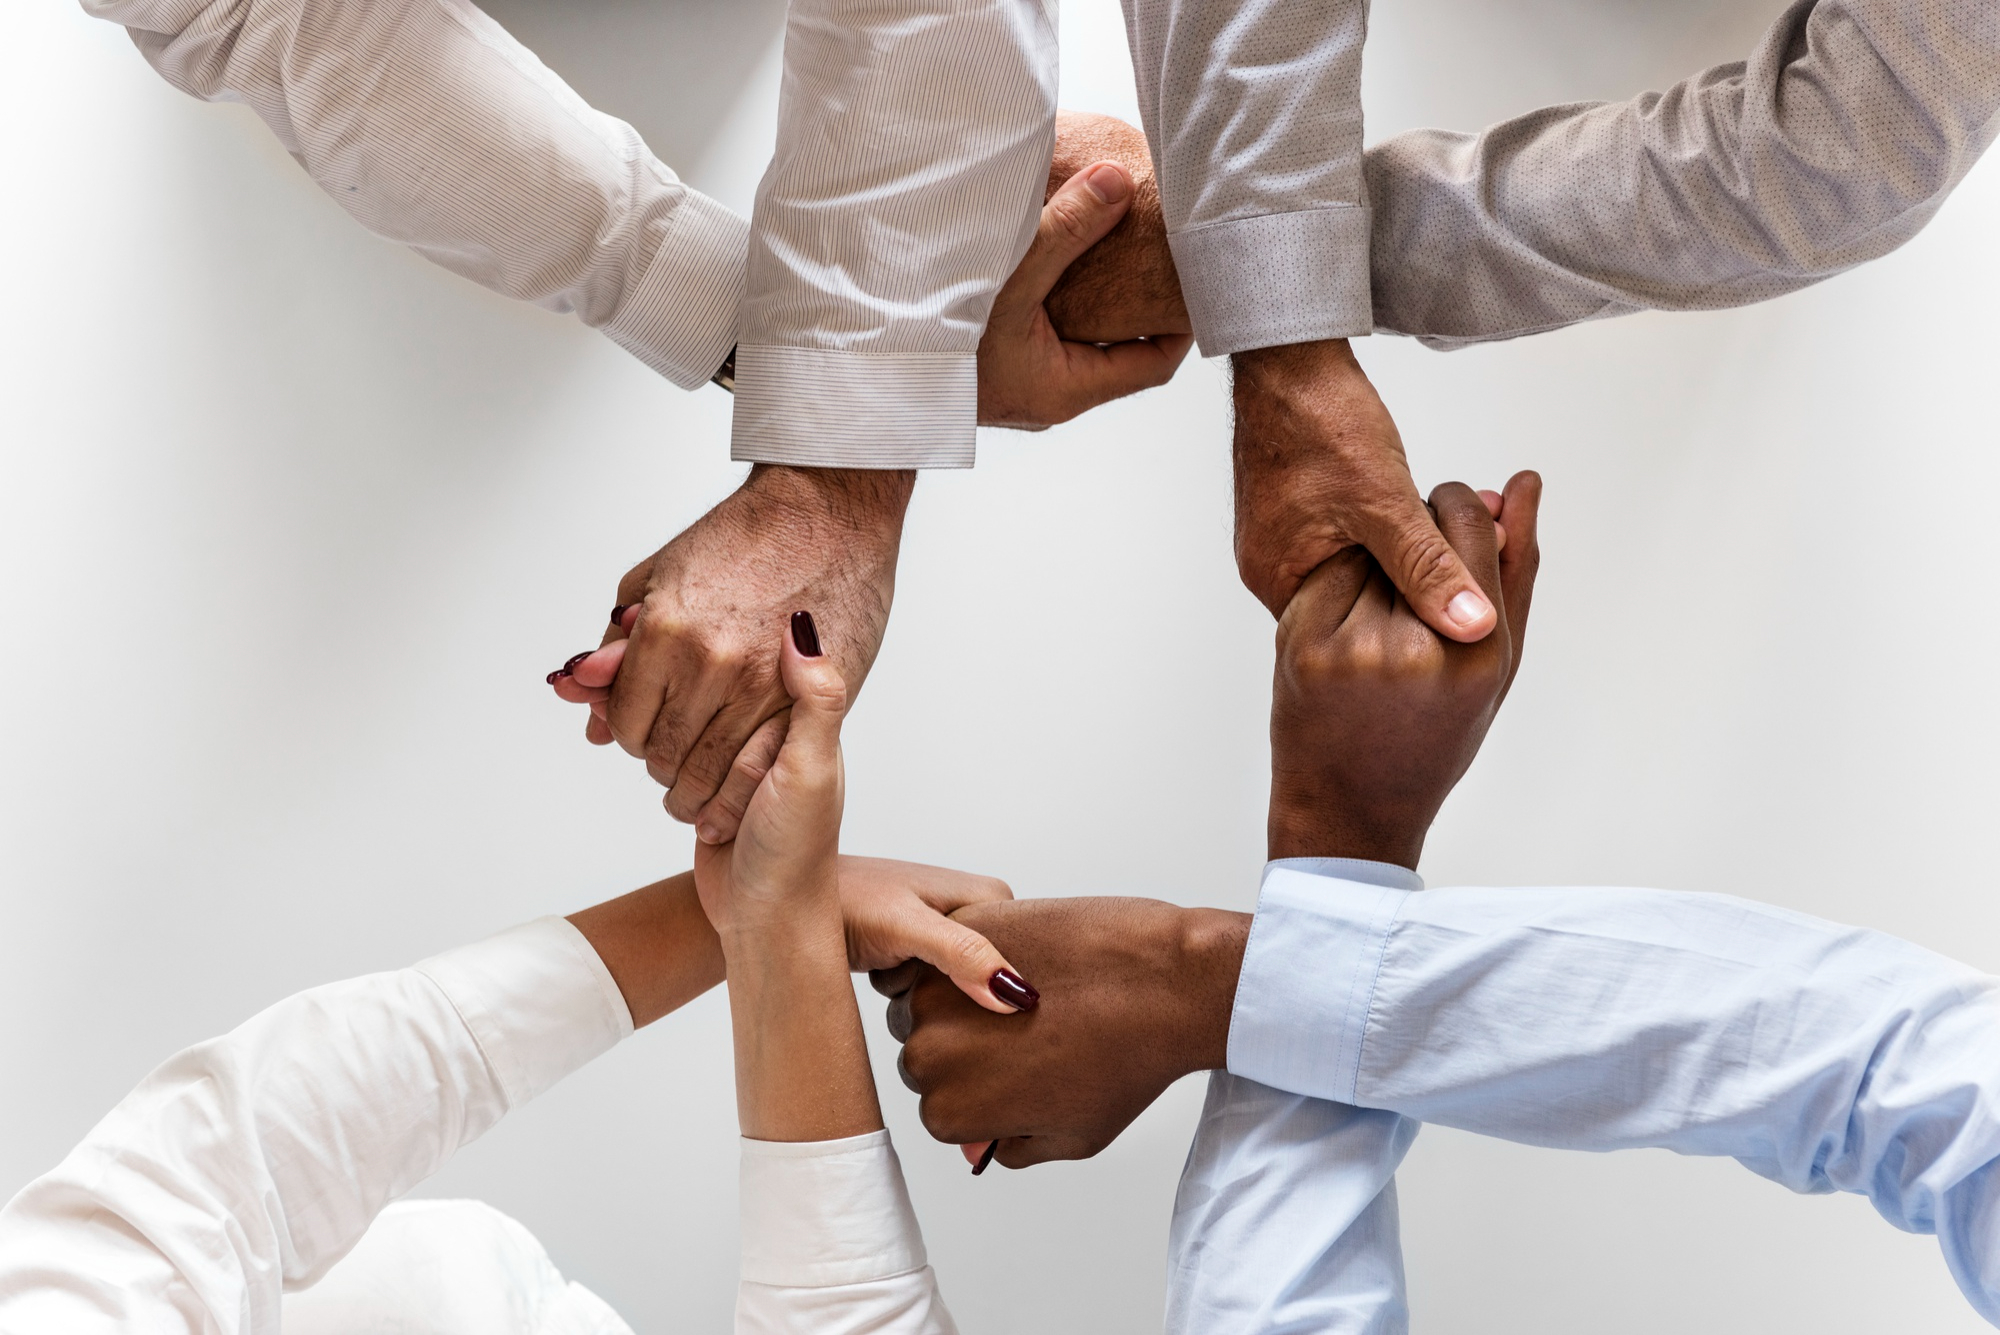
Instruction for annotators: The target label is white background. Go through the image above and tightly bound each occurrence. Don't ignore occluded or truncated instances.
[3,0,1998,1330]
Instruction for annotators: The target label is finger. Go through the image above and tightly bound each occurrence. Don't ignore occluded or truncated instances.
[776,610,849,766]
[1001,163,1134,310]
[892,903,1035,1014]
[1276,546,1375,654]
[584,713,614,746]
[963,1141,997,1170]
[871,961,922,1000]
[621,627,737,785]
[666,689,786,825]
[1349,485,1498,644]
[1049,335,1191,422]
[1495,470,1544,698]
[691,710,789,844]
[570,638,625,690]
[1426,482,1504,614]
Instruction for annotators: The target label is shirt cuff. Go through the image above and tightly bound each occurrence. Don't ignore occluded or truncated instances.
[1170,207,1374,357]
[601,189,748,392]
[415,917,633,1112]
[1225,861,1420,1103]
[729,348,976,469]
[739,1131,927,1287]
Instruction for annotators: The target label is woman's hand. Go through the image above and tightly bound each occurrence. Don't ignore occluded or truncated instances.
[838,858,1037,1013]
[693,613,847,942]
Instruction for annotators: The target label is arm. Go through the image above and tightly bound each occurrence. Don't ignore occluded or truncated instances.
[85,0,744,389]
[0,915,632,1333]
[1364,0,2000,345]
[696,615,957,1335]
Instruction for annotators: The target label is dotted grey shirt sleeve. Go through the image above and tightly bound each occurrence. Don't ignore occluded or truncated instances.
[1123,0,1375,356]
[87,0,749,392]
[1365,0,2000,347]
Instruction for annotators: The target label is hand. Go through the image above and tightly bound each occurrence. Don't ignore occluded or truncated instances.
[1040,111,1189,346]
[875,897,1247,1169]
[693,612,882,1143]
[548,465,911,842]
[1234,339,1499,642]
[976,156,1192,429]
[692,612,848,941]
[838,857,1037,1013]
[1268,471,1542,865]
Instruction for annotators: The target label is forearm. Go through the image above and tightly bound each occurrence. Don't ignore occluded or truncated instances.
[567,871,724,1028]
[1124,0,1371,354]
[732,0,1057,468]
[88,0,744,387]
[1365,0,2000,346]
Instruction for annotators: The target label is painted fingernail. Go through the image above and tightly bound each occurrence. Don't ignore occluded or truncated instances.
[1083,162,1130,204]
[791,610,823,658]
[989,969,1040,1012]
[1446,591,1492,629]
[563,652,592,673]
[546,669,568,685]
[610,604,627,624]
[972,1140,999,1176]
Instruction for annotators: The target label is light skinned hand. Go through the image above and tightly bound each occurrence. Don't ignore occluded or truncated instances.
[976,158,1193,429]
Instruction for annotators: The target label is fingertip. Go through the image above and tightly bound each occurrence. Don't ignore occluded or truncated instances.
[1080,160,1131,205]
[1442,589,1498,641]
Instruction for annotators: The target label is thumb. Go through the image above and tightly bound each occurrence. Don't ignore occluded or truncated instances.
[777,611,849,765]
[1351,486,1498,643]
[891,900,1038,1015]
[1001,162,1134,309]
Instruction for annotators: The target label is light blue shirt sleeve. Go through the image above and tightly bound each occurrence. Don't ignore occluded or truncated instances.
[1167,860,1425,1335]
[1227,868,2000,1325]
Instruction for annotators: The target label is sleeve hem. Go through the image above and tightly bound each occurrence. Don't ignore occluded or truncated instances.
[1171,207,1374,356]
[730,347,976,469]
[1225,868,1409,1102]
[739,1130,928,1287]
[601,189,748,391]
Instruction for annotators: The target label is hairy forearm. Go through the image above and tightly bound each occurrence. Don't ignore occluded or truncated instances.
[723,908,884,1142]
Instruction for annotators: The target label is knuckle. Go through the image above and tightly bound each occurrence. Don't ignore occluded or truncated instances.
[1045,196,1096,245]
[1395,528,1464,595]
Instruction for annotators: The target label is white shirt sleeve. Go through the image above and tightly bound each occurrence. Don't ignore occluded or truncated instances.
[735,1131,957,1335]
[1363,0,2000,347]
[727,0,1058,469]
[82,0,747,390]
[1166,858,1421,1335]
[1229,863,2000,1325]
[0,917,631,1335]
[1121,0,1372,356]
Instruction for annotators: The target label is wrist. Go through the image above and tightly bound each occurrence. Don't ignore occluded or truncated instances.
[1171,907,1251,1075]
[1232,338,1366,404]
[744,464,916,533]
[1267,787,1426,869]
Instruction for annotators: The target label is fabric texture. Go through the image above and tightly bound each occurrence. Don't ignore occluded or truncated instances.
[730,0,1058,468]
[1122,0,1374,354]
[1225,864,2000,1326]
[1364,0,2000,346]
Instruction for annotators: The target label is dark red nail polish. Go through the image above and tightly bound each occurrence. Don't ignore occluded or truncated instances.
[790,610,823,657]
[563,652,592,673]
[971,1141,999,1176]
[990,969,1039,1012]
[546,669,569,685]
[610,604,627,624]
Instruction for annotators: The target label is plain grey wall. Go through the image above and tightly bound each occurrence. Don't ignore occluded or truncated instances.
[4,0,1998,1331]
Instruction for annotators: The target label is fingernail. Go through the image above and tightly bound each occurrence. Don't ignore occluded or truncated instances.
[1446,591,1492,629]
[1083,163,1130,204]
[989,969,1040,1012]
[971,1140,999,1176]
[546,669,568,685]
[563,651,592,673]
[697,823,723,844]
[790,610,823,657]
[609,604,627,624]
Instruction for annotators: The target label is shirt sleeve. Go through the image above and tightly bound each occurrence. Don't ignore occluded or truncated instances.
[728,0,1058,469]
[1121,0,1373,356]
[735,1131,958,1335]
[83,0,747,390]
[1363,0,2000,348]
[1228,867,2000,1324]
[1166,858,1424,1335]
[0,917,632,1335]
